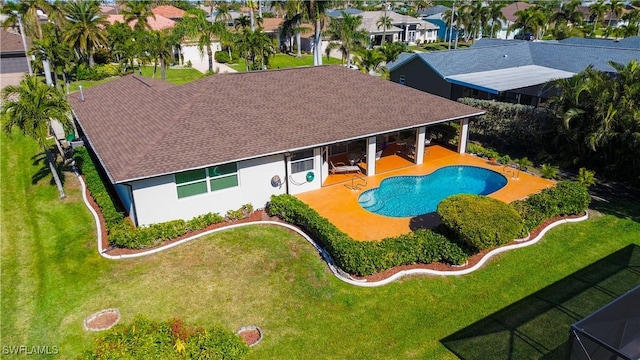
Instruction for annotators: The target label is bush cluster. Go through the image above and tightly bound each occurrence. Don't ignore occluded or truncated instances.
[458,97,554,152]
[268,194,467,276]
[437,195,524,251]
[512,181,590,231]
[74,147,249,249]
[82,316,248,359]
[75,63,125,81]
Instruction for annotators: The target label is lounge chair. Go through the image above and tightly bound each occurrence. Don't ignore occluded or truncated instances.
[330,160,361,174]
[375,150,383,161]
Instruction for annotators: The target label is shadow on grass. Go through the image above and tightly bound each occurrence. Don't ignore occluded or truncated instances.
[30,148,73,187]
[441,244,640,360]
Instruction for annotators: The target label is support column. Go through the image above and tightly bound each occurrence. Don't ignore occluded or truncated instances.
[366,136,377,176]
[458,118,470,154]
[415,126,425,164]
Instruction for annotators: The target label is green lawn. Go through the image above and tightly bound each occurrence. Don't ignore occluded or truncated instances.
[67,66,205,93]
[228,54,343,72]
[1,132,639,358]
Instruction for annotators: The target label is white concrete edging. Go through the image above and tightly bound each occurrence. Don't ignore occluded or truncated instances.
[79,174,588,286]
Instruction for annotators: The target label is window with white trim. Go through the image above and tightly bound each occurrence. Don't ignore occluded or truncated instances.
[175,163,238,199]
[290,149,314,174]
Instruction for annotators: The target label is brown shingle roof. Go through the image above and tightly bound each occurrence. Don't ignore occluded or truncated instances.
[69,66,484,183]
[0,29,30,53]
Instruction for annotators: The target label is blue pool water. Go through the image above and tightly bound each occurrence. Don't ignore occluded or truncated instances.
[358,166,507,217]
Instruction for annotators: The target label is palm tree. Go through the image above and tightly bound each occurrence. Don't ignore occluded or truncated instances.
[508,7,546,40]
[179,8,222,73]
[326,12,368,65]
[607,0,625,28]
[354,48,385,74]
[486,1,506,39]
[379,41,409,63]
[303,0,333,66]
[122,0,155,33]
[1,0,51,39]
[142,29,176,81]
[550,0,584,28]
[30,25,75,89]
[1,76,71,199]
[460,1,488,42]
[234,15,252,29]
[284,0,306,57]
[214,2,233,25]
[589,0,607,33]
[376,15,392,45]
[62,0,109,67]
[235,27,275,71]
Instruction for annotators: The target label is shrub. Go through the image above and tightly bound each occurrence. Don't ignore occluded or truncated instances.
[268,194,467,276]
[577,167,596,188]
[540,163,559,179]
[83,315,248,359]
[512,181,590,231]
[437,194,524,251]
[215,51,231,63]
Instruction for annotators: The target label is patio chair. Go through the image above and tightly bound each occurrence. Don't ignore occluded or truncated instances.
[330,160,361,174]
[375,150,383,161]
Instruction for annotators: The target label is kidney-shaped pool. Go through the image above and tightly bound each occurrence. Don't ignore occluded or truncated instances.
[358,165,508,217]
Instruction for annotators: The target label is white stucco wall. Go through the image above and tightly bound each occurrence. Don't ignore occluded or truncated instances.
[287,148,323,195]
[129,154,287,226]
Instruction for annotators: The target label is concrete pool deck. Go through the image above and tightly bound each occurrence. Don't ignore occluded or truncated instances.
[295,145,555,241]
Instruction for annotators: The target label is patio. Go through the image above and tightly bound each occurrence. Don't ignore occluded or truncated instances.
[296,145,555,241]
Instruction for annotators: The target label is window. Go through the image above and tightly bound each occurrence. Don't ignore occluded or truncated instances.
[176,169,207,199]
[290,149,314,174]
[175,163,238,199]
[208,163,238,191]
[399,75,405,85]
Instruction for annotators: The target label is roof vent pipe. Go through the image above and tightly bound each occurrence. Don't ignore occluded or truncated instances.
[79,85,84,101]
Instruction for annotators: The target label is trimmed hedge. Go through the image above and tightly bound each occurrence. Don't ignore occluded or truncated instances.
[82,316,248,359]
[512,180,590,231]
[268,194,467,276]
[74,147,245,249]
[437,195,524,251]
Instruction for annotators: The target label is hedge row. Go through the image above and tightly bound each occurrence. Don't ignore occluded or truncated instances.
[267,194,467,276]
[74,147,248,249]
[438,195,524,251]
[82,316,248,359]
[512,180,590,231]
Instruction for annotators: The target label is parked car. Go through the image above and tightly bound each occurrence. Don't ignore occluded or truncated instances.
[514,32,535,41]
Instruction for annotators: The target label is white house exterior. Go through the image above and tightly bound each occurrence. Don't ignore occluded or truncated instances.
[69,67,482,227]
[359,11,439,45]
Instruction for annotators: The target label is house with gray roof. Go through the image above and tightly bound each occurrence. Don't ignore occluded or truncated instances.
[388,39,640,106]
[331,10,438,45]
[0,29,30,75]
[69,66,483,226]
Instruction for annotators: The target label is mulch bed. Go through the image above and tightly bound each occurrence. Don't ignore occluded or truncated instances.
[82,176,584,281]
[84,309,120,331]
[237,326,262,346]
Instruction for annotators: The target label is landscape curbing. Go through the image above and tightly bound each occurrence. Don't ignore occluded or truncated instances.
[78,173,589,287]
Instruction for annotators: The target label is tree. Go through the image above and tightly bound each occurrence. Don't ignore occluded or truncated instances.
[460,1,489,42]
[303,0,332,66]
[214,2,233,24]
[1,76,71,199]
[486,1,506,38]
[589,0,607,33]
[142,29,177,81]
[354,48,385,74]
[30,24,75,89]
[607,0,625,28]
[379,41,409,63]
[122,0,155,33]
[284,0,306,57]
[550,0,584,28]
[376,15,392,45]
[62,0,108,67]
[179,8,222,73]
[106,21,138,72]
[235,27,275,71]
[508,7,547,40]
[326,12,368,65]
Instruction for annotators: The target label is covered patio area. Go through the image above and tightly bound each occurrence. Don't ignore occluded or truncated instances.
[296,145,555,241]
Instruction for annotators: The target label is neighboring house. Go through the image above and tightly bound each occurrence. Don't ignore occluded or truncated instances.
[69,66,483,226]
[388,38,640,106]
[0,29,30,76]
[493,1,532,40]
[330,10,438,45]
[420,5,451,41]
[151,5,185,21]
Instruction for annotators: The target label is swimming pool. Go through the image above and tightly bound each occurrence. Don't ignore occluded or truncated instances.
[358,165,507,217]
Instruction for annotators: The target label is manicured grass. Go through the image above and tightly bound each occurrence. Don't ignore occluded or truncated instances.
[1,132,639,358]
[67,65,205,93]
[228,54,343,72]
